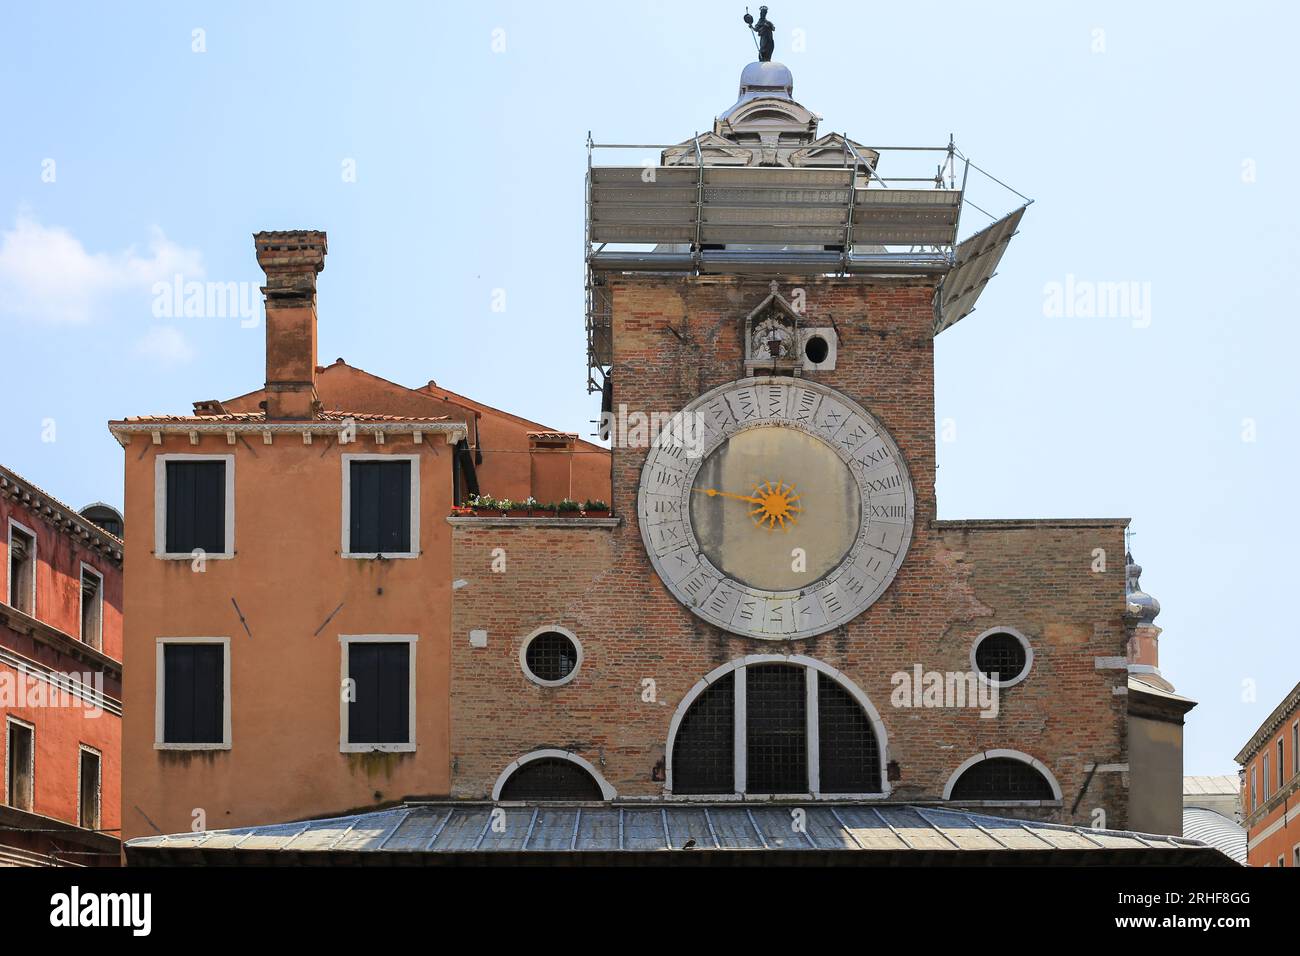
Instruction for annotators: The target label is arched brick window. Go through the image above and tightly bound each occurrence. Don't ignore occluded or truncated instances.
[668,656,887,798]
[946,754,1059,802]
[492,749,616,802]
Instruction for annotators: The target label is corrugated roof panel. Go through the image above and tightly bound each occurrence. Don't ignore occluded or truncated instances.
[474,807,534,851]
[429,807,494,851]
[663,808,717,849]
[1182,808,1247,864]
[875,806,956,851]
[380,807,451,851]
[915,808,1005,851]
[621,809,670,851]
[830,806,909,850]
[526,809,581,851]
[748,807,812,849]
[708,807,766,849]
[575,808,622,851]
[332,809,408,852]
[282,816,362,852]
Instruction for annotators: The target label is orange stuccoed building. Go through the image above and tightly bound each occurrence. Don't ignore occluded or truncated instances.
[111,231,609,839]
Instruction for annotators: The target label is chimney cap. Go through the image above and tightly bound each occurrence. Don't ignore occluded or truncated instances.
[254,230,328,272]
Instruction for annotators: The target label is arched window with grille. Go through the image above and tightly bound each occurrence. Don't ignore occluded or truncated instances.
[492,750,615,802]
[943,751,1061,803]
[668,656,887,798]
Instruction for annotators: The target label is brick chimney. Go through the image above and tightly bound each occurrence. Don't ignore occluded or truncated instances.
[254,230,327,420]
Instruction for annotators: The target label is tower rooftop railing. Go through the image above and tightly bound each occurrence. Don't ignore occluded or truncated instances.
[583,136,1032,391]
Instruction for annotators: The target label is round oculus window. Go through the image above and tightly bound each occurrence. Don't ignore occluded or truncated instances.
[973,630,1031,685]
[522,630,581,685]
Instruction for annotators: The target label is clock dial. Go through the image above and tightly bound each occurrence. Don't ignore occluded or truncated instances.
[638,377,914,640]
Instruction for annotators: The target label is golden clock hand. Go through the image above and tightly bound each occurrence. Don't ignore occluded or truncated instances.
[692,487,763,504]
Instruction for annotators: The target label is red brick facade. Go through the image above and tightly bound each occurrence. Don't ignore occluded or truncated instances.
[450,276,1132,826]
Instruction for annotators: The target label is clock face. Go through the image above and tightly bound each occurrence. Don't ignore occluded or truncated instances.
[638,377,914,640]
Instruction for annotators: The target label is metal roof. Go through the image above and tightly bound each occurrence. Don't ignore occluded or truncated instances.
[933,204,1026,335]
[1181,808,1247,865]
[1184,775,1240,797]
[126,802,1235,866]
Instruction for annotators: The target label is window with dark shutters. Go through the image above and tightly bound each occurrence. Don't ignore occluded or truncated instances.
[6,721,34,811]
[165,460,227,554]
[163,643,225,744]
[79,749,101,830]
[349,460,412,554]
[347,642,410,745]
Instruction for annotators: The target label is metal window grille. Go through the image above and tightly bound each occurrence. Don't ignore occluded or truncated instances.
[974,632,1026,682]
[949,757,1054,801]
[671,672,734,795]
[746,664,807,794]
[499,758,602,801]
[817,673,881,793]
[525,632,578,683]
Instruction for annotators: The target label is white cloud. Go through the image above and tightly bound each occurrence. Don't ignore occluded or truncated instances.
[134,325,196,365]
[0,213,204,324]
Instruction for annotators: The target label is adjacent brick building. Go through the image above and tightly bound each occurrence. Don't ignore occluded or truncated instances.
[1,464,122,866]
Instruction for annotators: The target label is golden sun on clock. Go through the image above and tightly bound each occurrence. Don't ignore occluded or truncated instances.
[639,377,915,641]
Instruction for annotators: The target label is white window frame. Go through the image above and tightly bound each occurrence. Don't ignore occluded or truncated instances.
[78,562,104,650]
[664,654,892,800]
[4,715,35,811]
[1263,753,1270,801]
[1252,764,1258,811]
[6,518,38,615]
[1293,721,1299,781]
[338,634,417,753]
[1279,738,1286,791]
[340,454,421,559]
[154,454,236,560]
[76,743,102,831]
[519,625,584,687]
[154,637,232,750]
[970,626,1034,689]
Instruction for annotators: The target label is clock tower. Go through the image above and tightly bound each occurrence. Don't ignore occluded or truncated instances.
[449,19,1191,835]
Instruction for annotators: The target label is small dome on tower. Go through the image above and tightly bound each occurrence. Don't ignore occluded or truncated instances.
[738,60,794,99]
[1125,552,1161,626]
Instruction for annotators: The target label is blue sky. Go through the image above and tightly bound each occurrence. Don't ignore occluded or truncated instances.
[1,1,1296,775]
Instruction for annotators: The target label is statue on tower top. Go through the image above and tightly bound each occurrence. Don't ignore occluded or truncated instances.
[743,6,776,62]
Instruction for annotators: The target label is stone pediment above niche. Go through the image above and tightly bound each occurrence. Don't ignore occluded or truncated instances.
[745,281,803,375]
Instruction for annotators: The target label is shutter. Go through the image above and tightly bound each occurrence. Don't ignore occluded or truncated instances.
[164,644,195,742]
[166,461,226,554]
[79,750,100,829]
[164,644,224,744]
[347,642,409,745]
[375,643,410,743]
[349,461,411,554]
[347,643,380,743]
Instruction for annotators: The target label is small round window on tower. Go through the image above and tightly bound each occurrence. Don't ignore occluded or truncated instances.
[973,630,1031,686]
[522,629,582,685]
[804,334,830,364]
